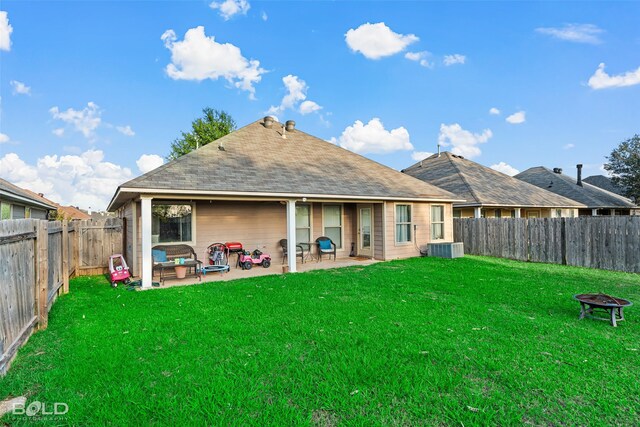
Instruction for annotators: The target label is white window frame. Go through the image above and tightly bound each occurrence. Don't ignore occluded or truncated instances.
[151,202,197,245]
[322,203,343,249]
[394,203,413,245]
[295,203,313,244]
[430,205,445,241]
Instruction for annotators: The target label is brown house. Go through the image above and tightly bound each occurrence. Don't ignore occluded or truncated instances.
[402,152,584,218]
[107,118,462,288]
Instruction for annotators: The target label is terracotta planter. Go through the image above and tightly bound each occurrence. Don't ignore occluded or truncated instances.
[175,265,187,279]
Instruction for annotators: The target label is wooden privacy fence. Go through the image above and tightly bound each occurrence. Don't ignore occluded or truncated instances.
[0,218,123,375]
[453,217,640,273]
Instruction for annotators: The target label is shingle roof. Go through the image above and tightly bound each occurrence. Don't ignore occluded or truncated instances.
[515,167,637,209]
[20,188,91,220]
[583,175,626,196]
[402,152,584,208]
[0,178,56,210]
[109,119,460,210]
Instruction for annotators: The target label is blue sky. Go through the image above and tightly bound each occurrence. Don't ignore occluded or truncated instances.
[1,1,639,209]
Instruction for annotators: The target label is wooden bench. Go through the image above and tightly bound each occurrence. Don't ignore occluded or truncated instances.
[152,244,202,285]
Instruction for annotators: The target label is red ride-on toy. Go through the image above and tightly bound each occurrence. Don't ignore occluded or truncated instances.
[239,249,271,270]
[109,254,131,287]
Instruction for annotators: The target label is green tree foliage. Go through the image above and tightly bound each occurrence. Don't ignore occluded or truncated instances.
[604,134,640,202]
[167,108,236,160]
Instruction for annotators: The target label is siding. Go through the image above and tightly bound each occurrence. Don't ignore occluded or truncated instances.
[374,203,384,259]
[384,202,454,260]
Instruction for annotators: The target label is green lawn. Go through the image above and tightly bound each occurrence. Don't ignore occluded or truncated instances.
[2,256,639,426]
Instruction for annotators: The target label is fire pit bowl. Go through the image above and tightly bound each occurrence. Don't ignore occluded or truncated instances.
[574,293,632,327]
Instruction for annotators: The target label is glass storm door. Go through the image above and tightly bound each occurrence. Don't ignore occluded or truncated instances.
[358,206,372,257]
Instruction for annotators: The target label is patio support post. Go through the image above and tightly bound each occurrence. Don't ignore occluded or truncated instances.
[286,199,297,273]
[474,207,482,218]
[141,196,153,288]
[514,208,521,218]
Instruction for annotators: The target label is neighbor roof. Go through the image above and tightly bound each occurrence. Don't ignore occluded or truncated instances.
[583,175,626,197]
[0,178,56,211]
[108,119,461,210]
[20,188,91,220]
[515,167,637,209]
[402,152,584,208]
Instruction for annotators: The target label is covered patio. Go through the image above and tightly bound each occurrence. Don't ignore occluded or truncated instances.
[150,256,379,289]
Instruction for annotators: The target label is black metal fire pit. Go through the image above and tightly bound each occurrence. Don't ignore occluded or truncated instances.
[574,293,632,327]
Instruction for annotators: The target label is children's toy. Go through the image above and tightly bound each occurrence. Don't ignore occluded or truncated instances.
[109,254,131,287]
[202,242,231,275]
[239,249,271,270]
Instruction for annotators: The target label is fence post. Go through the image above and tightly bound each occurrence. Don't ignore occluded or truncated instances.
[560,218,567,265]
[62,221,70,294]
[36,220,49,330]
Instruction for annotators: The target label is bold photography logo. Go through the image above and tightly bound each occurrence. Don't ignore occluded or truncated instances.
[13,400,69,417]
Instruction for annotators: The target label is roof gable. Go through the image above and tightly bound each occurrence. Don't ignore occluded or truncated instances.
[403,152,584,208]
[515,167,637,209]
[111,119,459,209]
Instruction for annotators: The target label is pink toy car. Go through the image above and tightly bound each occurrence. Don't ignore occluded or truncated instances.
[239,250,271,270]
[109,254,131,287]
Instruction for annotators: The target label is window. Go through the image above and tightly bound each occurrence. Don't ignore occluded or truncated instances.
[431,205,445,240]
[395,204,412,243]
[555,209,562,218]
[511,210,516,218]
[323,204,342,248]
[296,204,311,244]
[1,203,10,220]
[152,204,193,243]
[453,210,461,218]
[495,210,502,218]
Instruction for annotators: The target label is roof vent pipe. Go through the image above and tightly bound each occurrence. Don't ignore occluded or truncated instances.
[285,120,295,132]
[553,168,563,174]
[576,164,583,187]
[437,143,441,157]
[263,116,274,129]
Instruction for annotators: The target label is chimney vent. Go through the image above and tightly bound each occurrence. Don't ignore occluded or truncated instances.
[263,116,274,129]
[576,164,583,187]
[285,120,295,132]
[553,168,563,174]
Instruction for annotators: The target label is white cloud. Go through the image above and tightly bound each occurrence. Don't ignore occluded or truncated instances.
[345,22,418,60]
[299,100,322,115]
[0,11,12,51]
[268,74,322,116]
[443,54,466,66]
[49,102,102,139]
[116,125,135,136]
[489,107,501,115]
[563,143,575,150]
[10,80,31,95]
[0,150,133,210]
[209,0,250,20]
[588,63,640,90]
[52,128,65,137]
[536,23,604,44]
[0,133,9,144]
[404,51,433,68]
[490,162,519,176]
[505,111,526,124]
[411,151,434,161]
[161,26,265,98]
[331,118,413,154]
[261,11,268,21]
[136,154,164,174]
[438,123,492,159]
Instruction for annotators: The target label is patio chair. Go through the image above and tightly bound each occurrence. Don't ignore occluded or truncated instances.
[315,236,337,261]
[279,239,304,265]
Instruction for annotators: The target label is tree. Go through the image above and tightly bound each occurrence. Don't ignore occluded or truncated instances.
[167,108,236,160]
[604,134,640,202]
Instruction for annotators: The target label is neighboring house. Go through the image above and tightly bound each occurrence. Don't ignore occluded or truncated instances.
[0,178,56,220]
[20,188,91,220]
[583,175,626,196]
[515,165,638,216]
[107,117,463,287]
[402,152,584,218]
